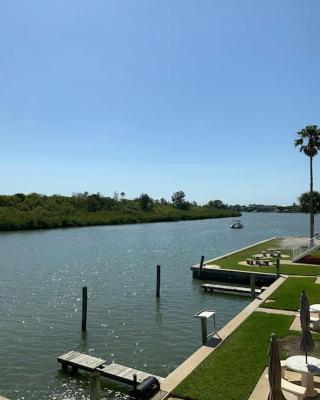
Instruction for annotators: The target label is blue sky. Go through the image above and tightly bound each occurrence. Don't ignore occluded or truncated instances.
[0,0,319,205]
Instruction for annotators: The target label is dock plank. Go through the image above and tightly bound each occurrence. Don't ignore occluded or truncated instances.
[97,363,163,384]
[57,351,106,371]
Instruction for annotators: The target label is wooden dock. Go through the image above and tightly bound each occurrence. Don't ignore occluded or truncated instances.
[58,350,163,385]
[97,363,163,384]
[58,350,106,372]
[201,283,262,296]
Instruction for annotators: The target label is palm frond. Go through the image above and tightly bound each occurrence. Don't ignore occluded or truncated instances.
[295,125,320,157]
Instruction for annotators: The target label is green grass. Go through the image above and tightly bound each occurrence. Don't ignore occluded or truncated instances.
[173,312,294,400]
[261,277,319,311]
[209,239,320,276]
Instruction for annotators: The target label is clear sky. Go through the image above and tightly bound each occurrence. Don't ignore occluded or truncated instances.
[0,0,319,205]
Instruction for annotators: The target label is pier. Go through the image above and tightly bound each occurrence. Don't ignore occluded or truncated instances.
[58,351,106,372]
[201,283,262,296]
[58,350,164,385]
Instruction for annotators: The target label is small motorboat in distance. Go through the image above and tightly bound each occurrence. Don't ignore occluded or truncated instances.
[230,220,243,229]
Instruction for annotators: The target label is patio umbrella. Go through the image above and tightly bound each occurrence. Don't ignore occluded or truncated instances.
[300,290,314,364]
[268,333,287,400]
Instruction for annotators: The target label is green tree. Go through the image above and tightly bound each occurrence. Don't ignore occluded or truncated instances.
[295,125,320,238]
[299,192,320,214]
[86,193,102,212]
[171,191,189,210]
[139,193,153,211]
[207,199,225,209]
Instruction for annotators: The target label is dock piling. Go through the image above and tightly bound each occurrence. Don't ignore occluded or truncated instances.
[199,255,205,272]
[275,258,280,278]
[90,371,101,400]
[156,265,161,298]
[132,373,137,398]
[250,274,256,299]
[62,363,68,372]
[82,286,88,332]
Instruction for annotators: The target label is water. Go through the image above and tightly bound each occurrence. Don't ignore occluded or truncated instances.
[0,212,316,399]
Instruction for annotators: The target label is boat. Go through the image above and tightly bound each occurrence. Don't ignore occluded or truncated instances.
[230,220,243,229]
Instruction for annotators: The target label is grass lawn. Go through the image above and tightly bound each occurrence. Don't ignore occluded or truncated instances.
[172,312,294,400]
[209,239,320,276]
[261,277,319,311]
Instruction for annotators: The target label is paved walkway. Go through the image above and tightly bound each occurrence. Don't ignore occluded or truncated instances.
[279,237,309,249]
[249,368,320,400]
[256,307,297,316]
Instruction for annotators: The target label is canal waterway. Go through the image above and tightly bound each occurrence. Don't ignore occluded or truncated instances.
[0,212,317,399]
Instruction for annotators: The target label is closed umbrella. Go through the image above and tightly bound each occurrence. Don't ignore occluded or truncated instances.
[268,333,287,400]
[300,290,314,364]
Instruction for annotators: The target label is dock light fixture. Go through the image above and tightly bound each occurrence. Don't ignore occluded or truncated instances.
[194,309,216,345]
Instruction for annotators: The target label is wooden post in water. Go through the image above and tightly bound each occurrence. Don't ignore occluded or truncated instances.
[61,363,68,372]
[250,274,256,299]
[156,265,161,298]
[133,373,137,398]
[199,256,204,271]
[275,258,280,278]
[82,286,88,332]
[90,371,101,400]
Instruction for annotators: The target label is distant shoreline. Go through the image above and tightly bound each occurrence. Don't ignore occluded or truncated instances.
[0,210,241,232]
[0,209,241,232]
[0,192,243,232]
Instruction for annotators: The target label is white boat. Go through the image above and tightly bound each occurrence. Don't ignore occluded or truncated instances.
[230,220,243,229]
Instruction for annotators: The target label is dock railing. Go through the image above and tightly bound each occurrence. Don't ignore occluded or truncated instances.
[278,247,292,258]
[292,233,320,262]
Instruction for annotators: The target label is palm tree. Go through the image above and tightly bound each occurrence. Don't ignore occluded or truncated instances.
[295,125,320,238]
[299,191,320,214]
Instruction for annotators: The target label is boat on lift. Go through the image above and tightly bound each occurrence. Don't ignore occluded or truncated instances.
[230,220,243,229]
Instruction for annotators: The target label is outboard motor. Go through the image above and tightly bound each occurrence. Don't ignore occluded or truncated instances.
[130,376,160,400]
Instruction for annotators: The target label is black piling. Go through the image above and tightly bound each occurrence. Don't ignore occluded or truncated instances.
[82,286,88,332]
[133,373,137,395]
[250,274,256,299]
[199,255,205,272]
[275,258,280,278]
[156,265,161,298]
